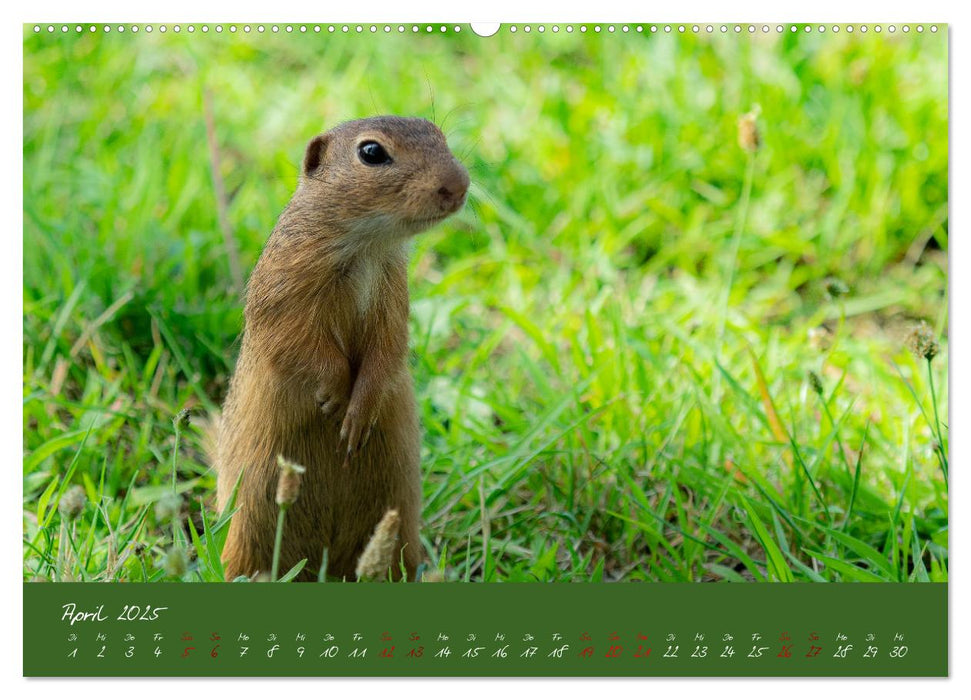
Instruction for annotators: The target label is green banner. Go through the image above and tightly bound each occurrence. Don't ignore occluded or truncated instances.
[23,583,946,677]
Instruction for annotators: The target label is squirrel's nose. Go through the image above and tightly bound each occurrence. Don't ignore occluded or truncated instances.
[437,165,470,211]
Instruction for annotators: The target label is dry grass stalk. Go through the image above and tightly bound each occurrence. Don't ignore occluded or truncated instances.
[203,88,244,298]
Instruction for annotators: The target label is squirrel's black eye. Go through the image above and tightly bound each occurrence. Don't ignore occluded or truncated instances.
[358,141,392,165]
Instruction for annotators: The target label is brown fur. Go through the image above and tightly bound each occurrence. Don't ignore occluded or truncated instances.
[215,116,469,581]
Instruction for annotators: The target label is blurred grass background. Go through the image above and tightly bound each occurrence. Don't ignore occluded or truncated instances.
[23,24,947,582]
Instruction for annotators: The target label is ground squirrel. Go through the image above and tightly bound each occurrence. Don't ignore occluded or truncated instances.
[215,116,469,581]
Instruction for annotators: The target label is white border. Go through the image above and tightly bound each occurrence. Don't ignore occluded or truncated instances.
[5,1,965,698]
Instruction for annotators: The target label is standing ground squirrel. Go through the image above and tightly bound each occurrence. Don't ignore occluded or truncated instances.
[215,116,469,581]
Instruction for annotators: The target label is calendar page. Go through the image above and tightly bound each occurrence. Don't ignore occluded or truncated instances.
[22,20,948,678]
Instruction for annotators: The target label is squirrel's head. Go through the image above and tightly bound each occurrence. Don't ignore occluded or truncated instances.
[298,116,469,241]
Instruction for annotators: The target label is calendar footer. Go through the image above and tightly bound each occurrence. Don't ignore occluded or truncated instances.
[23,582,947,677]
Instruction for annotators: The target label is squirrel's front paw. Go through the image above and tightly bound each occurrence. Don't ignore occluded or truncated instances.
[338,407,377,468]
[315,387,347,418]
[318,395,342,417]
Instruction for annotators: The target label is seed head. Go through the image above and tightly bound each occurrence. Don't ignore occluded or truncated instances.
[807,370,824,397]
[807,326,833,352]
[737,105,762,153]
[276,455,306,506]
[163,546,188,577]
[824,277,849,299]
[421,569,445,583]
[58,485,87,522]
[907,321,940,362]
[154,492,182,522]
[355,509,401,581]
[173,408,191,430]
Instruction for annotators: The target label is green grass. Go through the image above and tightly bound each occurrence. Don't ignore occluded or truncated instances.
[23,25,948,583]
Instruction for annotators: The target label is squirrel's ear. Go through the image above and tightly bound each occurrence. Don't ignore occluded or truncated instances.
[303,134,330,176]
